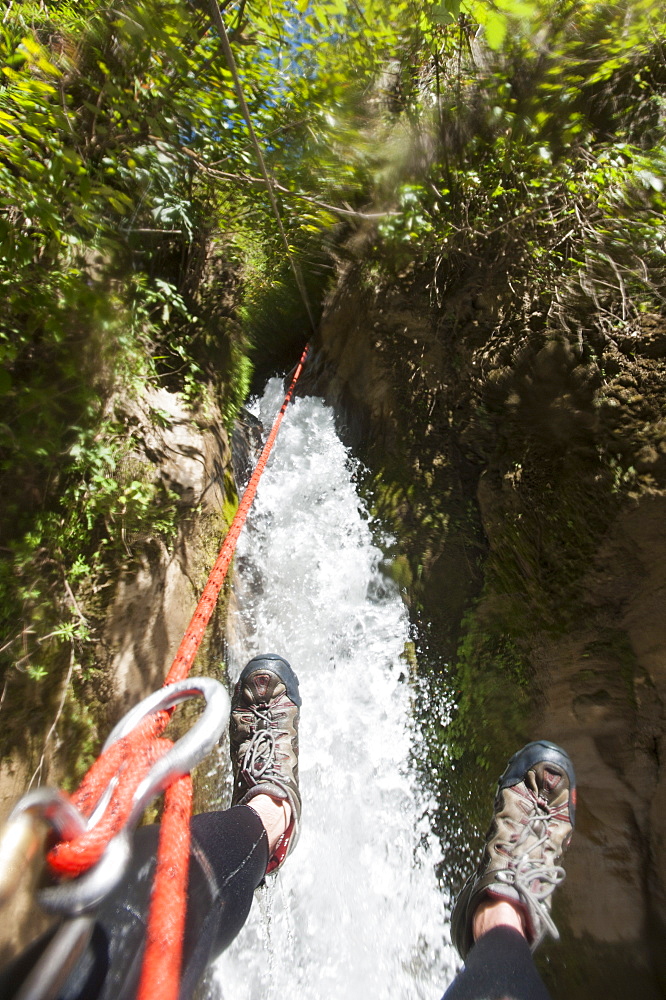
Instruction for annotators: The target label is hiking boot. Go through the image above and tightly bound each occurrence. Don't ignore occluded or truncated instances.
[451,740,576,959]
[230,653,301,873]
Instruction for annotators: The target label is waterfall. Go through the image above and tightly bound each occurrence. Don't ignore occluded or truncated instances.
[215,380,457,1000]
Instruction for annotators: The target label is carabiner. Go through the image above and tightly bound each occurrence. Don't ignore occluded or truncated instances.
[2,677,229,917]
[0,790,88,908]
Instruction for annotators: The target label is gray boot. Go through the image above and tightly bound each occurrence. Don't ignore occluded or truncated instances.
[451,740,576,959]
[230,653,301,873]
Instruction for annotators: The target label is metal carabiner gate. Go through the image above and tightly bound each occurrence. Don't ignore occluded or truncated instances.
[0,677,229,1000]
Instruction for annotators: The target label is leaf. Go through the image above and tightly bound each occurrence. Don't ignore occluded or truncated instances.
[431,0,460,25]
[484,12,508,50]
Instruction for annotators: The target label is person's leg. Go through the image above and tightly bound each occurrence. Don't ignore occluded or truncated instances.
[441,740,576,1000]
[442,918,551,1000]
[0,653,302,1000]
[0,804,269,1000]
[182,650,302,992]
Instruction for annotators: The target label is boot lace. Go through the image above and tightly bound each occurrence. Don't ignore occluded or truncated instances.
[240,704,290,792]
[496,806,566,940]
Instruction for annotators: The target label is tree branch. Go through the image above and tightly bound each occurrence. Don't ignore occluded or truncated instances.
[176,145,399,220]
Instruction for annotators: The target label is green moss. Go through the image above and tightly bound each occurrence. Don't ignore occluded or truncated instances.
[389,553,413,593]
[221,347,254,434]
[451,610,532,760]
[221,469,239,528]
[400,640,418,675]
[59,693,100,790]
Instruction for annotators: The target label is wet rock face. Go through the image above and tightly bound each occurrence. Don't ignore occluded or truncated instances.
[100,386,233,723]
[231,406,264,489]
[0,385,233,815]
[486,488,666,998]
[312,263,666,999]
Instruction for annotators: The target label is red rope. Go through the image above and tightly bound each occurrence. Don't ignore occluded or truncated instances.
[136,774,193,1000]
[48,722,171,875]
[165,344,310,687]
[47,344,310,1000]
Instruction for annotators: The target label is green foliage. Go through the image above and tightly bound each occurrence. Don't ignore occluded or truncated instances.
[371,0,666,331]
[222,345,253,431]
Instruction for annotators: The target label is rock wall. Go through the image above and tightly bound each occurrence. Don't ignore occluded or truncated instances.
[0,385,235,963]
[534,495,666,995]
[99,386,233,722]
[309,256,666,999]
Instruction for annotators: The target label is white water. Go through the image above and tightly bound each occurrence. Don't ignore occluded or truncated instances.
[215,380,457,1000]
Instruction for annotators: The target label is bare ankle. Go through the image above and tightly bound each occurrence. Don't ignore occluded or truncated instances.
[247,793,292,856]
[472,898,526,942]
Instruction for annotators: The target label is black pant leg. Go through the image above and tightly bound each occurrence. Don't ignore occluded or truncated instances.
[0,805,268,1000]
[442,927,553,1000]
[184,806,269,967]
